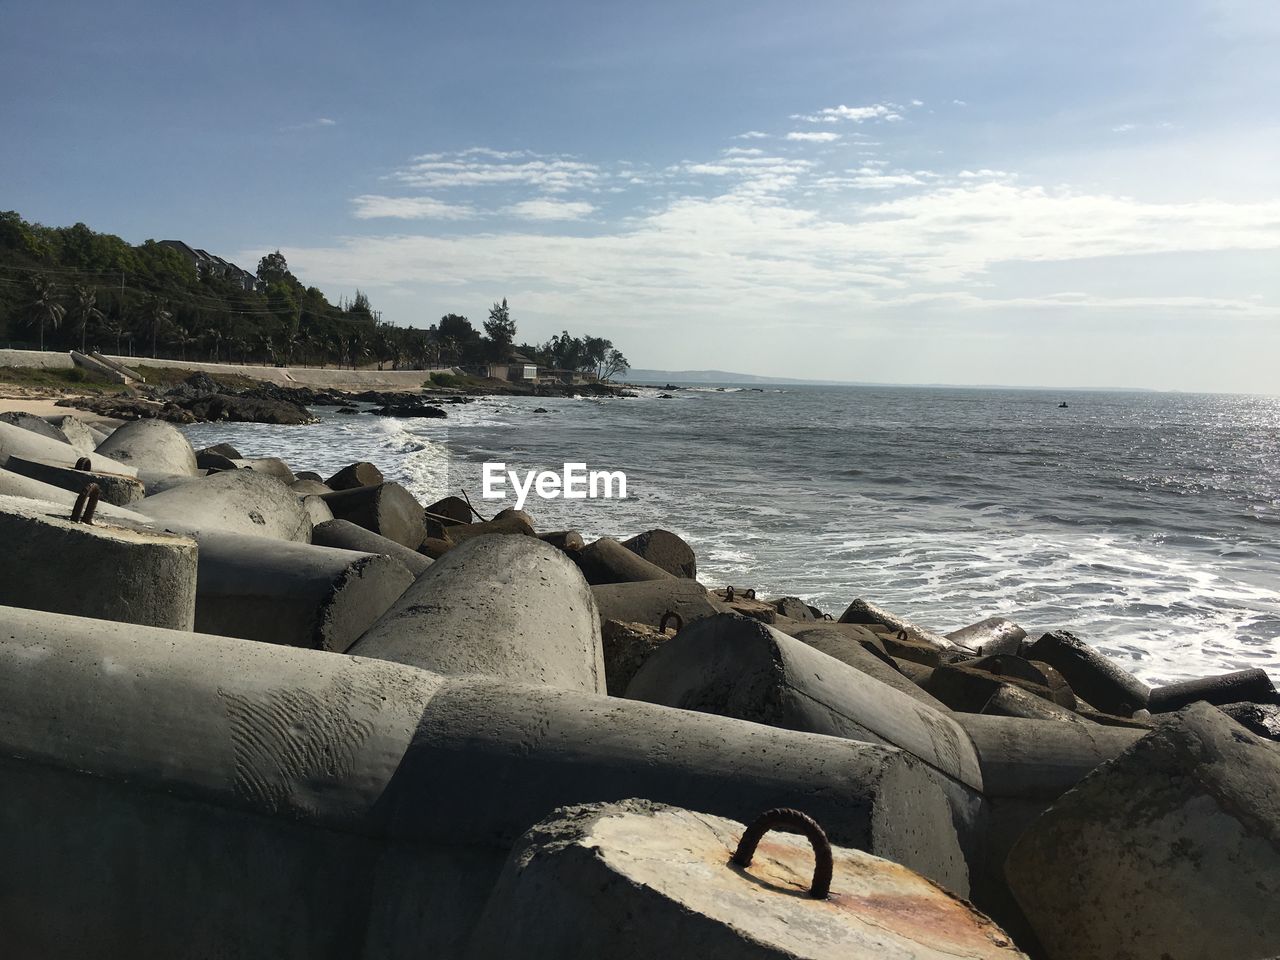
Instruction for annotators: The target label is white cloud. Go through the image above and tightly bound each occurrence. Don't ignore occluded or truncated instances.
[505,199,596,221]
[350,195,476,220]
[794,103,902,123]
[393,151,604,193]
[281,117,338,132]
[733,130,770,139]
[786,131,842,143]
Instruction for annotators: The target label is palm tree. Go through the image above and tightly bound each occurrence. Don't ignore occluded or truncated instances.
[102,317,125,357]
[23,275,65,351]
[203,327,224,363]
[172,324,198,361]
[71,285,104,354]
[138,295,172,359]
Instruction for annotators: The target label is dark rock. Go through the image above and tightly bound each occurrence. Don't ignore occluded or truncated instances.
[1025,630,1150,716]
[1219,701,1280,741]
[373,402,446,419]
[177,393,314,425]
[1148,668,1276,713]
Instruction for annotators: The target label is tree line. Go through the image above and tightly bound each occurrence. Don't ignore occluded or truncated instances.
[0,211,630,380]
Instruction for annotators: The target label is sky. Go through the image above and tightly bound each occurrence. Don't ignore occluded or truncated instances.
[3,0,1279,392]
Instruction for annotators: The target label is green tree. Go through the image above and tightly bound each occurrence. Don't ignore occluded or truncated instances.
[70,285,104,354]
[484,298,517,361]
[138,294,172,358]
[22,275,65,351]
[599,347,630,382]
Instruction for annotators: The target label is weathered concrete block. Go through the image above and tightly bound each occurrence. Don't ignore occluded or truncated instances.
[232,456,296,483]
[1025,630,1149,716]
[194,533,414,652]
[954,713,1143,801]
[325,460,383,490]
[924,662,1073,713]
[538,529,584,553]
[591,578,721,632]
[3,454,145,505]
[95,418,198,478]
[839,597,958,651]
[1148,667,1276,712]
[312,518,434,577]
[424,494,471,537]
[319,482,425,549]
[0,606,974,954]
[578,535,677,585]
[134,469,313,542]
[711,586,778,622]
[301,494,334,526]
[467,801,1027,960]
[601,618,672,696]
[352,534,606,693]
[788,623,953,711]
[413,676,972,893]
[45,414,101,455]
[0,468,148,523]
[1219,701,1280,741]
[770,595,815,620]
[946,616,1027,655]
[1006,703,1280,960]
[0,494,196,629]
[621,528,697,579]
[0,419,135,475]
[443,514,535,543]
[982,684,1088,724]
[627,613,984,793]
[290,478,333,496]
[0,409,67,442]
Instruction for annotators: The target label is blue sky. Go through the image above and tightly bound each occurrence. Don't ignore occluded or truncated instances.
[4,0,1278,391]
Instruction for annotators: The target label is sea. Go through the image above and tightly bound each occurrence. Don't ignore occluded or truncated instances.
[183,383,1280,685]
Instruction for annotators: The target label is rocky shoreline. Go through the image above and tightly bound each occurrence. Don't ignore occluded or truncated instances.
[42,369,637,427]
[1,410,1278,959]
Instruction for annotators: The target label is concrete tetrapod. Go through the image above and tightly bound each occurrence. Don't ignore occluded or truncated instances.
[467,801,1027,960]
[0,494,196,629]
[0,606,971,957]
[1024,630,1150,716]
[312,518,434,577]
[94,418,199,479]
[946,617,1027,655]
[1147,667,1276,712]
[0,409,67,441]
[839,597,960,652]
[0,419,136,475]
[577,535,678,585]
[352,534,606,694]
[45,414,103,455]
[620,528,697,578]
[590,578,722,632]
[626,613,984,794]
[3,454,145,505]
[133,469,313,541]
[318,482,426,550]
[788,623,952,711]
[1006,703,1280,960]
[0,468,150,523]
[193,532,416,652]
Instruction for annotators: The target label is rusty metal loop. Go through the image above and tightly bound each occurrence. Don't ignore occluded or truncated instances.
[822,613,834,621]
[732,808,832,899]
[81,485,100,524]
[74,457,92,471]
[724,586,735,602]
[744,588,756,600]
[896,628,909,641]
[70,484,101,525]
[658,610,684,634]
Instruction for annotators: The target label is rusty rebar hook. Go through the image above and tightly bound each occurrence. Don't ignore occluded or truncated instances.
[70,484,101,525]
[658,610,683,634]
[731,808,833,900]
[74,457,92,471]
[743,588,757,600]
[724,586,735,602]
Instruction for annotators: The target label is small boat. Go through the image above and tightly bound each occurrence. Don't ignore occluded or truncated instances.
[1058,402,1069,408]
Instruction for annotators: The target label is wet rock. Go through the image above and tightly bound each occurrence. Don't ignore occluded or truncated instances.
[1218,701,1280,741]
